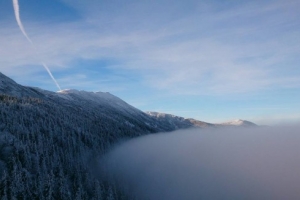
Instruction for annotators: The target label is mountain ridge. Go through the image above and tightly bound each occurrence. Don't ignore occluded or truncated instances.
[145,111,257,128]
[220,119,257,127]
[0,72,257,199]
[0,72,257,128]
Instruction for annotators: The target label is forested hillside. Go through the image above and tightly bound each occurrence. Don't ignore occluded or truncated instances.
[0,73,183,199]
[0,72,257,199]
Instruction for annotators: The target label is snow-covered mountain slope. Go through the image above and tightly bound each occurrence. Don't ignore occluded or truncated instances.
[146,111,194,129]
[187,118,216,128]
[146,111,215,129]
[57,89,144,117]
[0,72,257,199]
[220,119,257,127]
[0,72,177,199]
[146,112,257,128]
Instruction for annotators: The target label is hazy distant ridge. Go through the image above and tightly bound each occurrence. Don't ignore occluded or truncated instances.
[146,111,257,128]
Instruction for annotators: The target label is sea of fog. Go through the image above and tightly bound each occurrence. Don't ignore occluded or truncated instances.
[100,126,300,200]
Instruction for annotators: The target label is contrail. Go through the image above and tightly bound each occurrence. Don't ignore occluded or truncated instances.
[12,0,32,43]
[12,0,62,91]
[42,63,62,91]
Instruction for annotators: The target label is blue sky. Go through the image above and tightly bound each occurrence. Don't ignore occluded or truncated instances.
[0,0,300,125]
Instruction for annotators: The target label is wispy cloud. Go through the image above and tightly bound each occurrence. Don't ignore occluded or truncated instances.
[1,0,300,95]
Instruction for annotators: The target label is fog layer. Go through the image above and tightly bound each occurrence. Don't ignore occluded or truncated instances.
[101,126,300,200]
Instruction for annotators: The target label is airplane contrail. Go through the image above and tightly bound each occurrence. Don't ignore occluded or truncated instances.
[12,0,62,91]
[12,0,32,43]
[42,63,62,91]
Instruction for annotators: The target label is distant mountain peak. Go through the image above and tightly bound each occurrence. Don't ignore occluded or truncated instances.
[221,119,257,126]
[146,111,257,128]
